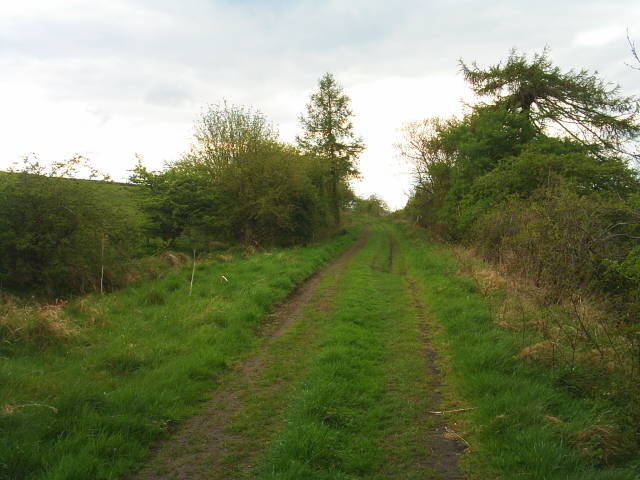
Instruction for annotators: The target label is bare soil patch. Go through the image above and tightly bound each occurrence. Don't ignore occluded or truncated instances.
[406,277,467,479]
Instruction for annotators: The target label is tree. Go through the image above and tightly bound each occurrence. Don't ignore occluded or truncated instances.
[134,102,334,247]
[396,118,457,233]
[129,161,223,247]
[352,194,389,217]
[460,49,640,155]
[397,118,454,188]
[181,101,278,179]
[297,73,365,225]
[176,102,281,243]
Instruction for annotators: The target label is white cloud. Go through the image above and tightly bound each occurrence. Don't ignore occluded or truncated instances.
[574,25,625,47]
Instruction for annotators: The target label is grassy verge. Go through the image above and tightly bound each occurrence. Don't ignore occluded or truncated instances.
[255,222,432,479]
[0,226,359,480]
[395,221,640,480]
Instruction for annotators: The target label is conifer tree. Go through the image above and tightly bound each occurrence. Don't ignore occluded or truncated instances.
[297,73,365,224]
[460,49,640,155]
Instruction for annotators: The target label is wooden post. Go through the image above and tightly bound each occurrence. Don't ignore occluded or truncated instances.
[189,249,197,296]
[100,234,105,295]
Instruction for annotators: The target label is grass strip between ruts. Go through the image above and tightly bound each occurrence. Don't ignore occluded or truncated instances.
[256,222,434,479]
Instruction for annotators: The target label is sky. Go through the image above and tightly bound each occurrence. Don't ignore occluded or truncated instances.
[1,1,639,210]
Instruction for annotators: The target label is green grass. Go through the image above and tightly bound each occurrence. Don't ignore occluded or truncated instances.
[3,217,638,480]
[142,264,344,478]
[0,226,359,480]
[255,222,433,479]
[395,222,640,480]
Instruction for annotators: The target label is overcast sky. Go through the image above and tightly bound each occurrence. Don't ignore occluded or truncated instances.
[1,1,639,209]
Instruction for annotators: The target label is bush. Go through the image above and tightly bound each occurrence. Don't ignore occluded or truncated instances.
[0,157,143,296]
[473,187,637,300]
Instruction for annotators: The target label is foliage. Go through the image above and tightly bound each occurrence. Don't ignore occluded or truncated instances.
[473,186,638,298]
[185,101,279,178]
[130,161,225,248]
[460,49,640,154]
[457,138,639,232]
[352,194,389,217]
[397,118,455,234]
[399,105,538,237]
[297,73,365,224]
[0,156,142,296]
[400,49,640,391]
[133,103,334,249]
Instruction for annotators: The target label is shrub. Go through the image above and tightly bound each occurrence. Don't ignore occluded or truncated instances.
[0,157,143,296]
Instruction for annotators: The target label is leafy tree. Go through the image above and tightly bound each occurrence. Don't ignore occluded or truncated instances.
[400,50,640,386]
[460,49,640,154]
[397,118,456,233]
[129,161,224,247]
[398,106,537,236]
[135,102,334,248]
[175,102,282,243]
[184,101,278,179]
[297,73,365,225]
[457,137,640,233]
[397,117,455,191]
[352,194,389,217]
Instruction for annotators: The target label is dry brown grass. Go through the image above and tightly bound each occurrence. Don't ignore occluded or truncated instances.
[217,253,233,263]
[452,245,635,378]
[516,341,556,363]
[572,425,635,465]
[159,252,190,267]
[73,298,106,327]
[0,296,78,346]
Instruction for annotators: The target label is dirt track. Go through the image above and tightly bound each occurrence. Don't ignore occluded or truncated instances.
[133,228,466,479]
[134,231,369,479]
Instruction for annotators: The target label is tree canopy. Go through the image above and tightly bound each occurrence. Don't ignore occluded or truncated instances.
[460,49,640,155]
[399,49,640,340]
[132,102,335,248]
[297,73,365,224]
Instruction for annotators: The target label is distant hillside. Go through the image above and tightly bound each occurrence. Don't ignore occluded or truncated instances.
[0,170,144,223]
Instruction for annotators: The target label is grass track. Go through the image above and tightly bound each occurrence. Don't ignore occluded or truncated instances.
[255,222,444,479]
[134,227,368,479]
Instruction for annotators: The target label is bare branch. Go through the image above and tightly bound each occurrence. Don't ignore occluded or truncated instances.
[627,29,640,71]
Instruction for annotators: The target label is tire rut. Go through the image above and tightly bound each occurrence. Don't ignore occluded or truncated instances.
[390,231,466,478]
[132,230,368,480]
[406,276,467,479]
